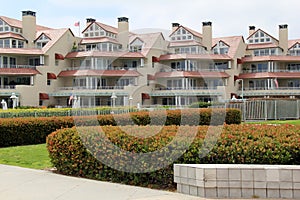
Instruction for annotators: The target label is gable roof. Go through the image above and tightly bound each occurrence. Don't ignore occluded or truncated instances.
[0,16,51,31]
[82,21,118,34]
[36,28,74,53]
[212,40,230,48]
[246,28,278,42]
[169,25,202,38]
[129,32,165,56]
[212,36,245,58]
[130,37,144,45]
[288,39,300,50]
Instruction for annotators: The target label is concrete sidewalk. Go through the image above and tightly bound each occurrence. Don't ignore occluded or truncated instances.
[0,164,205,200]
[0,164,288,200]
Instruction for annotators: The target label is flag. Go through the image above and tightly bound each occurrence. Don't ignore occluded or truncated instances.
[74,21,80,27]
[274,78,279,88]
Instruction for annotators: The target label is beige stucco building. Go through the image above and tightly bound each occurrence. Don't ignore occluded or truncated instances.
[0,11,300,108]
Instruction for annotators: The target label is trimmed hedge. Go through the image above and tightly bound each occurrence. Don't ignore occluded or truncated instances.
[47,124,300,190]
[0,108,241,147]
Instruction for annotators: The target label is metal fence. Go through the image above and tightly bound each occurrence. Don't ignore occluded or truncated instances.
[224,100,300,121]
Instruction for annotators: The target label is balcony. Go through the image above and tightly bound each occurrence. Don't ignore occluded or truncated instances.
[151,86,222,97]
[242,69,300,74]
[0,64,37,69]
[238,87,300,96]
[160,68,225,73]
[59,86,125,90]
[155,86,217,90]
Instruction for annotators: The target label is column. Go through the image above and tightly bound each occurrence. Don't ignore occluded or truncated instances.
[228,61,231,69]
[268,61,271,72]
[178,96,181,107]
[175,96,178,107]
[91,58,94,69]
[140,58,144,67]
[185,60,188,71]
[86,77,89,89]
[30,76,34,85]
[182,78,185,90]
[39,55,44,65]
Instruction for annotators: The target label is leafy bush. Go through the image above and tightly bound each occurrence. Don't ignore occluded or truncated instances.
[0,108,241,147]
[0,117,74,147]
[47,124,300,190]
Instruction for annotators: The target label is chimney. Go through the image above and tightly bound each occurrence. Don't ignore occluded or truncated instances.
[279,24,288,54]
[202,21,212,51]
[22,11,36,48]
[249,26,256,36]
[117,17,129,50]
[86,18,96,26]
[172,23,180,32]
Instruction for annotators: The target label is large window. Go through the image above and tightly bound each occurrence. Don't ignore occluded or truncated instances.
[248,30,272,44]
[35,34,50,49]
[288,43,300,56]
[213,41,229,55]
[253,48,278,56]
[170,27,195,41]
[83,23,116,39]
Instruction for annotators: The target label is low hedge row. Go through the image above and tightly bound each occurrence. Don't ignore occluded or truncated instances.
[46,124,300,190]
[0,108,241,147]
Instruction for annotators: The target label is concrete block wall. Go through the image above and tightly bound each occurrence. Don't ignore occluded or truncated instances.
[174,164,300,199]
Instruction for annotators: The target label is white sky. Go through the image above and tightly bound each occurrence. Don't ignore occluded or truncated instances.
[2,0,300,39]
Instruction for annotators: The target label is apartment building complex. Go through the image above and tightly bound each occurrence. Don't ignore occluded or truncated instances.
[0,11,299,108]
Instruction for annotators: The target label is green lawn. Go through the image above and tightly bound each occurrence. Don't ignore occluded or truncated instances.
[0,144,52,170]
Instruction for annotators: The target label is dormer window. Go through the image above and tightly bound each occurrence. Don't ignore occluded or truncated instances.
[213,41,229,55]
[129,38,143,52]
[0,19,10,33]
[288,43,300,56]
[248,30,273,44]
[36,34,50,49]
[170,27,194,41]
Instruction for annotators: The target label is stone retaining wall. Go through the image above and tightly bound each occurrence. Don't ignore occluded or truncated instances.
[174,164,300,199]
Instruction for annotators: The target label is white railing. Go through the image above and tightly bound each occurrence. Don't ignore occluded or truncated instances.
[59,86,125,90]
[242,69,300,73]
[0,85,16,89]
[155,87,218,90]
[67,66,138,71]
[159,68,226,72]
[0,64,36,69]
[243,87,300,91]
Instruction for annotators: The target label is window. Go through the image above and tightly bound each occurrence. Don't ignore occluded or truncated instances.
[4,39,9,48]
[47,80,51,86]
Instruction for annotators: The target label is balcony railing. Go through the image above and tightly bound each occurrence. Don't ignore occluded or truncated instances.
[242,69,300,73]
[0,64,36,69]
[155,86,218,90]
[159,68,226,73]
[0,85,16,89]
[242,87,300,91]
[59,86,125,90]
[67,66,138,71]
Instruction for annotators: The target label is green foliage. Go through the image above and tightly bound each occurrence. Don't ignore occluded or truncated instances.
[0,108,241,147]
[47,124,300,190]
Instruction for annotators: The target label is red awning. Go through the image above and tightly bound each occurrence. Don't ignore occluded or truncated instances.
[152,56,160,63]
[47,72,57,79]
[39,93,49,100]
[237,58,243,64]
[142,93,150,99]
[55,53,64,60]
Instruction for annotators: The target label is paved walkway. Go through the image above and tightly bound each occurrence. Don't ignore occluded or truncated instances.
[0,164,205,200]
[0,164,290,200]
